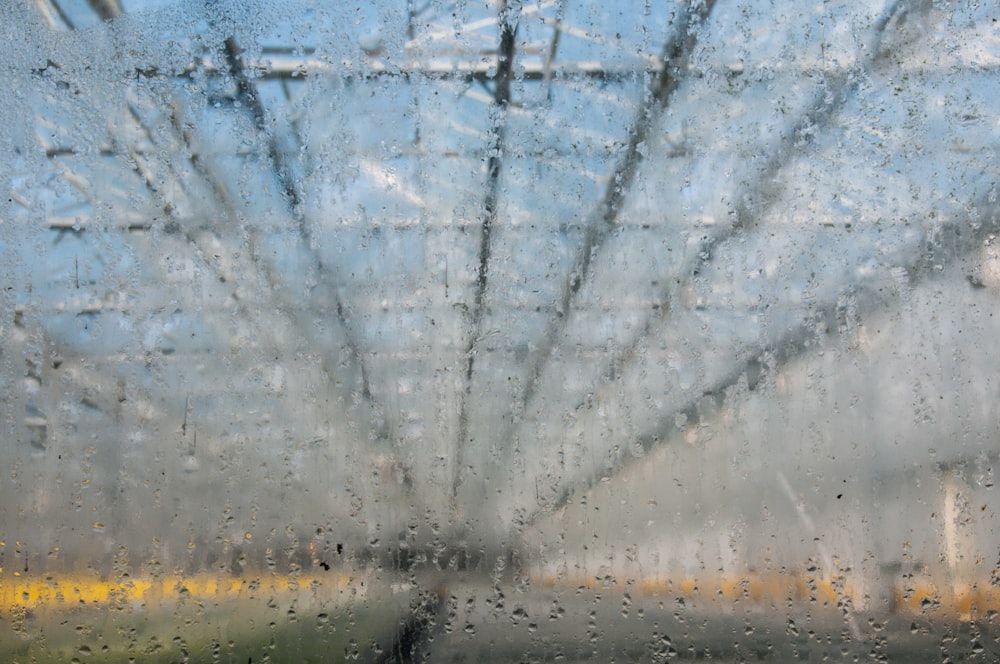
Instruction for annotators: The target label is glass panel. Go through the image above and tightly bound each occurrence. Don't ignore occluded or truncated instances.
[2,0,998,660]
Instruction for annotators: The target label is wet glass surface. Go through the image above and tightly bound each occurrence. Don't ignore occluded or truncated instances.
[2,0,999,661]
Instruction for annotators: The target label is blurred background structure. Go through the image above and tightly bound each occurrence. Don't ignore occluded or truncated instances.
[2,0,999,660]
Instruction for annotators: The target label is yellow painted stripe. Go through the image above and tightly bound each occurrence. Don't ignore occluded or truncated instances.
[4,570,997,621]
[0,571,357,610]
[529,573,1000,619]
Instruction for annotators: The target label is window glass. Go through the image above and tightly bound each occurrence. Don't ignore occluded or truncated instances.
[2,1,998,660]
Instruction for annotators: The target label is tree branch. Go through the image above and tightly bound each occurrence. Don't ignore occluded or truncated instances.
[452,0,521,497]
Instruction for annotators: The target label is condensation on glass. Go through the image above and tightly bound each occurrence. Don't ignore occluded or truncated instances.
[1,0,998,661]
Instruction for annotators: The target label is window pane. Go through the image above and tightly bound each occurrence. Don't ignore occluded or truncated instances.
[2,1,998,661]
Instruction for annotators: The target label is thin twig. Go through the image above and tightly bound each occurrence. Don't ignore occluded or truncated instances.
[529,0,913,444]
[223,35,382,411]
[513,0,718,430]
[526,196,999,525]
[86,0,121,21]
[452,0,521,498]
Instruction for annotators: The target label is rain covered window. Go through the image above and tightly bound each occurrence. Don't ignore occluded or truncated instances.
[2,0,999,661]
